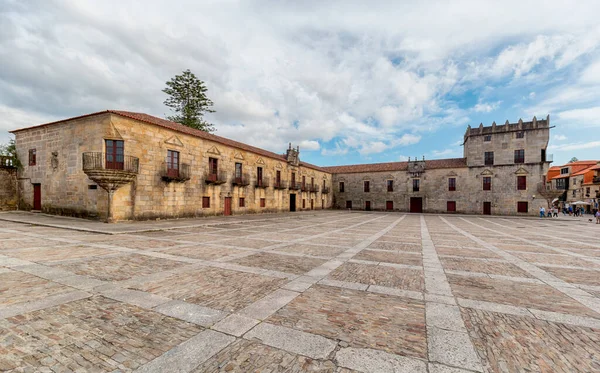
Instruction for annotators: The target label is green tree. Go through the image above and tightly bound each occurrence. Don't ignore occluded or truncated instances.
[163,69,216,132]
[569,157,579,163]
[0,138,21,169]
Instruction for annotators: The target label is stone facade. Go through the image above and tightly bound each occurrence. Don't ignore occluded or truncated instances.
[325,117,552,216]
[9,112,552,220]
[11,111,332,221]
[0,161,17,211]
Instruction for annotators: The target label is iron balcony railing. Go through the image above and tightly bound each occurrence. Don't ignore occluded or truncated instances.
[593,176,600,184]
[309,185,320,193]
[0,156,15,168]
[322,186,330,194]
[232,173,251,186]
[82,152,139,174]
[293,182,302,190]
[255,178,270,188]
[161,162,191,182]
[273,180,288,189]
[205,171,227,185]
[300,184,309,192]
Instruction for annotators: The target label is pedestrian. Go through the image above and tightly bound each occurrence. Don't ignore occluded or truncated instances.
[540,206,545,218]
[596,210,600,224]
[552,207,558,217]
[568,206,573,216]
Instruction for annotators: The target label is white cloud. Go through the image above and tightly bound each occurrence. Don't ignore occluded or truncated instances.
[298,140,320,151]
[553,134,567,141]
[557,107,600,128]
[395,134,422,146]
[430,148,460,158]
[473,101,500,113]
[398,155,409,161]
[548,140,600,151]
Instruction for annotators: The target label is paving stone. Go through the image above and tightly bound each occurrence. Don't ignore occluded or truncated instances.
[153,300,226,327]
[212,314,261,337]
[335,347,427,373]
[426,303,467,332]
[237,289,300,320]
[244,323,338,360]
[0,271,73,307]
[428,327,483,372]
[329,262,424,291]
[462,307,600,373]
[267,285,427,358]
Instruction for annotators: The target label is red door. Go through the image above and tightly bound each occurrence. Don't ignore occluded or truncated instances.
[483,202,491,215]
[386,201,393,210]
[365,201,371,211]
[410,197,423,213]
[224,197,232,216]
[33,184,41,210]
[105,140,124,170]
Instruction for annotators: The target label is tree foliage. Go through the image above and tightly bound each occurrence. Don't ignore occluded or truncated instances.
[0,138,21,169]
[569,157,579,163]
[163,69,216,132]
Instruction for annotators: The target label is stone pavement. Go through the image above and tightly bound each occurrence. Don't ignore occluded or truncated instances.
[1,211,599,372]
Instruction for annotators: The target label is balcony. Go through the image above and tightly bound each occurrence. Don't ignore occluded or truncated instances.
[593,176,600,184]
[161,162,191,183]
[309,185,320,193]
[300,184,309,192]
[82,152,139,191]
[322,186,330,194]
[273,180,288,190]
[293,182,302,190]
[232,174,250,187]
[255,178,269,188]
[205,171,227,185]
[0,156,16,168]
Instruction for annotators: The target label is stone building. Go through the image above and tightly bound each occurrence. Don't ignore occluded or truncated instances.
[324,117,552,216]
[0,156,17,211]
[10,111,332,221]
[8,111,552,220]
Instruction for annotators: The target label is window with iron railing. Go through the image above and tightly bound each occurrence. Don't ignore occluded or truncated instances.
[105,140,124,170]
[448,178,456,191]
[387,180,393,192]
[166,150,180,178]
[209,157,218,175]
[413,179,420,192]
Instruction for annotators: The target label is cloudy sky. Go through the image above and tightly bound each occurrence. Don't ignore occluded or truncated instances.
[1,0,600,166]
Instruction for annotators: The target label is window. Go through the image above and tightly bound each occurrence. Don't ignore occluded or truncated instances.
[517,176,527,190]
[448,178,456,191]
[339,182,345,192]
[387,180,394,192]
[484,152,494,166]
[209,157,218,175]
[517,201,528,213]
[166,150,180,177]
[202,197,210,208]
[516,131,524,139]
[447,201,456,212]
[28,149,36,166]
[302,199,306,209]
[483,176,492,191]
[364,181,370,192]
[323,179,326,191]
[235,163,243,179]
[239,197,245,207]
[587,187,591,195]
[291,172,296,187]
[484,135,492,142]
[556,178,566,190]
[541,149,546,162]
[311,177,314,187]
[260,198,266,208]
[572,190,576,197]
[560,167,569,175]
[302,176,306,189]
[105,140,124,170]
[413,179,420,192]
[257,167,263,187]
[88,185,97,190]
[514,149,525,164]
[276,170,281,187]
[346,200,352,209]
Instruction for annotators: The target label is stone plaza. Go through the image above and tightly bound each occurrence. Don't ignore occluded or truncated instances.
[1,210,599,372]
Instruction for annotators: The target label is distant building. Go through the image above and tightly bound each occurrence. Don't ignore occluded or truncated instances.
[546,160,600,211]
[8,112,552,221]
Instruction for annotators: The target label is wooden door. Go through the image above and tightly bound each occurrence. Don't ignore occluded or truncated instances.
[365,201,371,211]
[386,201,393,210]
[105,140,124,170]
[310,199,314,210]
[289,194,296,212]
[33,184,41,210]
[224,197,232,216]
[483,202,491,215]
[410,197,423,213]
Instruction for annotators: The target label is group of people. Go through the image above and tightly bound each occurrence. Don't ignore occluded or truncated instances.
[540,206,600,224]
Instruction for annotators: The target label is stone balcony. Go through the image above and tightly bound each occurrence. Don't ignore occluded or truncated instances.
[273,180,288,190]
[255,178,269,189]
[82,152,139,191]
[232,173,251,187]
[161,162,191,183]
[205,171,227,185]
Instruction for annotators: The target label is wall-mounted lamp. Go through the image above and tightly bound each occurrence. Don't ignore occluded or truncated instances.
[532,195,536,200]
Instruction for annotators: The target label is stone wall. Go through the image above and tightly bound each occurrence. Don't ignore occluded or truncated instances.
[0,167,17,210]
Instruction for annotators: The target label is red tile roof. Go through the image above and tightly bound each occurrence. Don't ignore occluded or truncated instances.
[11,110,327,173]
[322,158,467,174]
